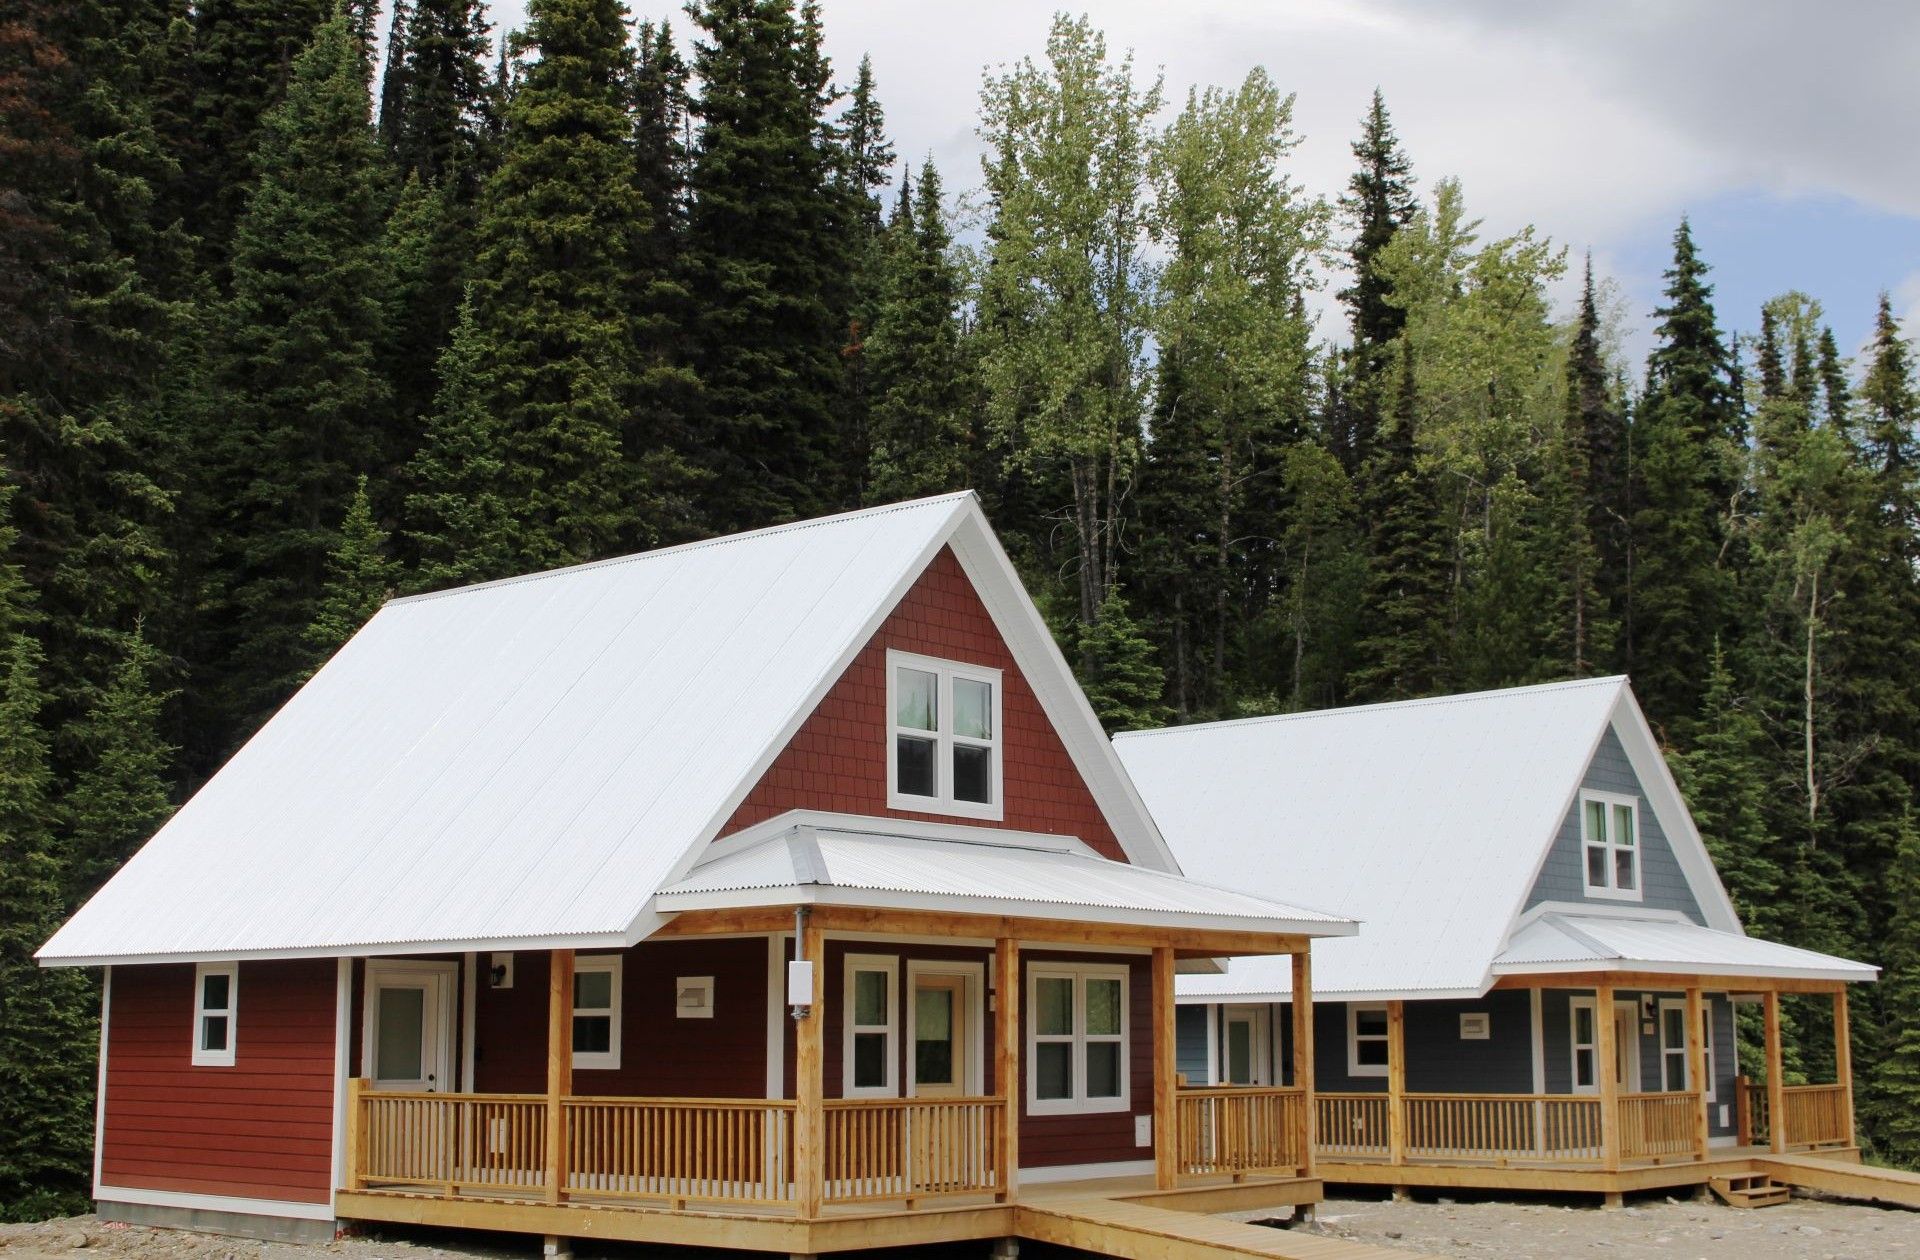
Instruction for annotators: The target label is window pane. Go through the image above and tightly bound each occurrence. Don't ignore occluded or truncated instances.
[573,1014,611,1055]
[1575,1047,1595,1088]
[853,1031,887,1088]
[1085,1041,1122,1099]
[1036,977,1074,1036]
[1585,799,1607,841]
[1227,1023,1252,1085]
[896,668,937,731]
[1355,1038,1388,1067]
[1614,804,1636,846]
[201,1014,229,1053]
[1354,1008,1387,1038]
[1665,1052,1686,1092]
[954,678,992,739]
[896,735,936,797]
[1574,1006,1593,1044]
[1035,1042,1072,1100]
[376,987,424,1079]
[915,990,954,1087]
[1586,845,1608,888]
[201,972,230,1012]
[1615,847,1637,890]
[575,968,612,1010]
[1085,978,1122,1036]
[854,970,888,1027]
[1663,1007,1684,1047]
[953,743,992,804]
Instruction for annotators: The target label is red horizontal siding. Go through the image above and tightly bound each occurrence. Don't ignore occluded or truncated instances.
[719,548,1125,859]
[101,960,337,1206]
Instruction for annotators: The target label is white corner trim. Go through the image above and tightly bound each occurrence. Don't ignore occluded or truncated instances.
[765,934,786,1100]
[329,958,350,1211]
[1529,986,1546,1095]
[460,952,477,1092]
[1018,1159,1156,1183]
[96,1185,335,1222]
[93,967,110,1197]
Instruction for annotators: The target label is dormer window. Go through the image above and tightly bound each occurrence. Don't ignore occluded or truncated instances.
[1581,790,1640,899]
[887,651,1002,820]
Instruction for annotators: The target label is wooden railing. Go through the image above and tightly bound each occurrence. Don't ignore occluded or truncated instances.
[1615,1091,1697,1161]
[1175,1086,1306,1176]
[1741,1080,1849,1149]
[1314,1093,1389,1160]
[563,1096,796,1206]
[358,1091,548,1194]
[821,1097,1003,1203]
[1404,1094,1604,1163]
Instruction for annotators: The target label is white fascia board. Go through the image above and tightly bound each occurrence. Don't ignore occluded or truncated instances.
[945,509,1184,875]
[1489,959,1877,984]
[1608,688,1743,932]
[650,883,1355,939]
[701,808,1091,860]
[95,1186,335,1222]
[1174,986,1490,1005]
[40,929,632,969]
[1513,902,1694,931]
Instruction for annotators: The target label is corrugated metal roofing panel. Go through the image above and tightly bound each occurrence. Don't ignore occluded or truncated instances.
[41,495,975,963]
[655,827,1355,933]
[1496,914,1878,981]
[1115,677,1630,997]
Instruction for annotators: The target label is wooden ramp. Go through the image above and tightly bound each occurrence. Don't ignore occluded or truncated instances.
[1018,1198,1420,1260]
[1754,1152,1920,1209]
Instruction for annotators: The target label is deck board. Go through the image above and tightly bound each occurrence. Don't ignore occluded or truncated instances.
[1755,1152,1920,1209]
[1018,1197,1416,1260]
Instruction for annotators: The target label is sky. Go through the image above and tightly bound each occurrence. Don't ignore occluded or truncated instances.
[471,0,1920,371]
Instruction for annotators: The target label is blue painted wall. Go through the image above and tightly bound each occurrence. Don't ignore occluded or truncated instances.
[1538,988,1737,1137]
[1176,1003,1210,1084]
[1525,726,1705,921]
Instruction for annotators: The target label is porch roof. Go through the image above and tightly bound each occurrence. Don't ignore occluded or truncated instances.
[1489,912,1878,984]
[651,823,1357,938]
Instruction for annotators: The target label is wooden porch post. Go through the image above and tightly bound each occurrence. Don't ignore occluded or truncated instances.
[345,1076,366,1189]
[545,949,574,1205]
[1685,987,1708,1161]
[995,937,1020,1202]
[1595,983,1619,1171]
[1763,989,1787,1153]
[794,915,826,1217]
[1834,986,1855,1149]
[1385,1000,1406,1167]
[1152,945,1178,1190]
[1291,949,1315,1177]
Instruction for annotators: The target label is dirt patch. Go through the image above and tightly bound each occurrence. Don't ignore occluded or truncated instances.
[1280,1190,1920,1259]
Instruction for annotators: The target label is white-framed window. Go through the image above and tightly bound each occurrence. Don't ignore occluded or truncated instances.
[191,962,238,1067]
[676,975,714,1019]
[1656,998,1718,1099]
[1580,789,1641,899]
[1569,997,1598,1093]
[572,955,622,1070]
[843,954,899,1097]
[887,650,1003,820]
[1346,1004,1388,1078]
[1028,964,1129,1115]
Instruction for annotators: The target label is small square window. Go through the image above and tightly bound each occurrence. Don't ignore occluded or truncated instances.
[1027,965,1130,1115]
[191,963,238,1067]
[1580,791,1642,900]
[1348,1004,1389,1078]
[887,652,1002,820]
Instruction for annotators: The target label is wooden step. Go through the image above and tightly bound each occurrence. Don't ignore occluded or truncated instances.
[1710,1174,1790,1208]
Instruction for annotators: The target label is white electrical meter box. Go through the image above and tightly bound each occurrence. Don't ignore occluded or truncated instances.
[787,959,815,1007]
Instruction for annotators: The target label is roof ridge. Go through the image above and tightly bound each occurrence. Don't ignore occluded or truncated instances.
[388,491,977,608]
[1113,675,1628,741]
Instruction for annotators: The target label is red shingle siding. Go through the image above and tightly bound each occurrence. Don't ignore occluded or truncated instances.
[720,547,1124,860]
[101,961,337,1205]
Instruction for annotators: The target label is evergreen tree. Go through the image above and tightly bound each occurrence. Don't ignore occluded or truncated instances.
[1557,256,1624,673]
[1333,88,1416,469]
[1075,585,1169,732]
[380,172,465,460]
[832,52,897,502]
[202,12,394,741]
[392,0,494,190]
[304,475,399,666]
[684,0,859,529]
[61,632,174,905]
[1669,644,1782,933]
[1626,219,1738,730]
[377,0,412,159]
[1271,440,1366,710]
[865,160,971,503]
[1867,811,1920,1164]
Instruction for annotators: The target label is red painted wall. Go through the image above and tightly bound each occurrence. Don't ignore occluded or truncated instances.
[101,960,337,1205]
[719,547,1125,860]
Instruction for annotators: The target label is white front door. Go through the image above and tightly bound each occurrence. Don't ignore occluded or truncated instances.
[1613,1000,1641,1094]
[366,962,458,1093]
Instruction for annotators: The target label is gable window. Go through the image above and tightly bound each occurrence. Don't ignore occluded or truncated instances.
[1580,790,1640,899]
[1346,1004,1389,1078]
[843,955,898,1097]
[1029,964,1129,1115]
[572,955,622,1070]
[192,963,238,1067]
[887,650,1003,820]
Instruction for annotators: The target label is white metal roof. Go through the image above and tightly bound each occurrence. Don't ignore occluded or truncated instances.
[1117,677,1775,1002]
[655,821,1356,936]
[1493,913,1876,983]
[43,494,1180,966]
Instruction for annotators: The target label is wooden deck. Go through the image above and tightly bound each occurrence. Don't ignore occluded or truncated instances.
[1021,1195,1411,1260]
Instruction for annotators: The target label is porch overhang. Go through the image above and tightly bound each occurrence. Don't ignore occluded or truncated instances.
[1489,913,1877,989]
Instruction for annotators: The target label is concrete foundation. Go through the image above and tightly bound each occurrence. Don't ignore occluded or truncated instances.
[96,1199,336,1245]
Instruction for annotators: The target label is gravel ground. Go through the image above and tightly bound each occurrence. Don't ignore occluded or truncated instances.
[1284,1190,1920,1259]
[7,1195,1920,1260]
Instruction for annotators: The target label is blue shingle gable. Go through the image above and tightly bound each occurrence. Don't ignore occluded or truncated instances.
[1525,724,1705,921]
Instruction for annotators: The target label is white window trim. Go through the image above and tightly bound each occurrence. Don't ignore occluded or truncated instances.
[1569,996,1598,1095]
[904,960,986,1097]
[572,954,622,1071]
[886,649,1005,821]
[191,962,238,1068]
[1655,997,1718,1100]
[1580,789,1643,901]
[1027,963,1131,1116]
[1346,1003,1388,1079]
[843,953,899,1098]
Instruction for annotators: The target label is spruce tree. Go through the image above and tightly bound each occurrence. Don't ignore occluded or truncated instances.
[1557,256,1624,673]
[1334,88,1416,469]
[62,632,175,905]
[1867,811,1920,1164]
[304,475,400,667]
[203,11,394,741]
[1669,644,1782,933]
[392,0,494,191]
[1075,585,1170,732]
[685,0,860,529]
[377,0,412,159]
